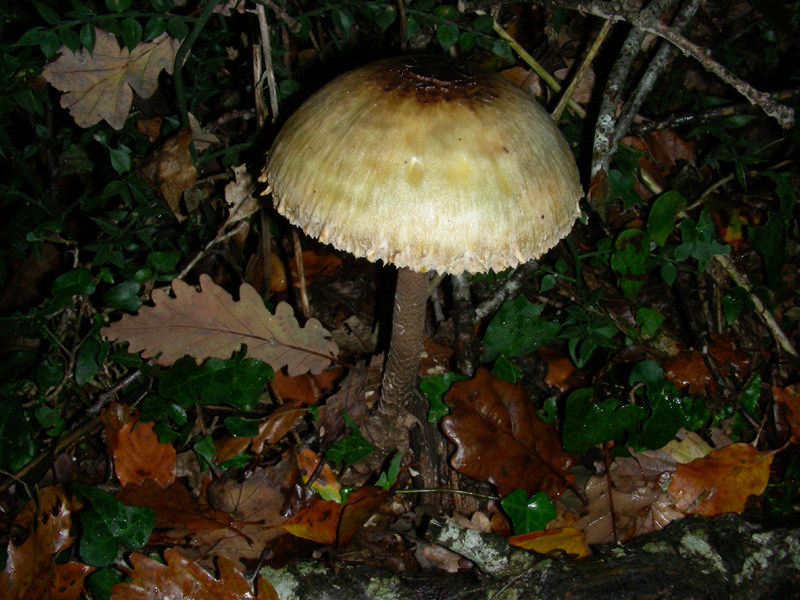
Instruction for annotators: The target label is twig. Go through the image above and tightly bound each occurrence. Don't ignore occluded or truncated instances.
[474,260,538,321]
[451,273,477,377]
[548,0,795,129]
[552,18,613,122]
[255,2,280,124]
[713,254,799,358]
[177,220,249,280]
[480,11,587,119]
[291,229,311,320]
[612,0,701,148]
[632,90,800,135]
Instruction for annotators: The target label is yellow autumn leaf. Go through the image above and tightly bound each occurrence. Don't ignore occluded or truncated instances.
[508,527,590,558]
[667,443,776,516]
[42,29,180,130]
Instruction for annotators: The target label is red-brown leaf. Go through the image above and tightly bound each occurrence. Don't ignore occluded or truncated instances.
[441,368,574,497]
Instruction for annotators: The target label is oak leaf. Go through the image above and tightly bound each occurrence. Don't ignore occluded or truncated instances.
[137,129,197,222]
[441,368,574,497]
[42,29,180,130]
[1,486,94,600]
[667,443,775,516]
[101,274,338,376]
[112,548,276,600]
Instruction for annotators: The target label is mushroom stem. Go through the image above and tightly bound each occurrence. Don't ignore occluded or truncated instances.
[380,267,429,410]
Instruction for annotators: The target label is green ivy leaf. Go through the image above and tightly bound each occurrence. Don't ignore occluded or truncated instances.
[482,295,559,362]
[610,228,649,298]
[73,483,154,567]
[500,489,556,534]
[326,414,374,465]
[376,452,402,490]
[75,337,109,385]
[635,308,664,337]
[193,434,217,470]
[120,17,142,49]
[473,14,494,32]
[332,9,353,34]
[105,0,131,13]
[420,371,468,422]
[374,7,396,32]
[749,212,786,289]
[158,355,273,410]
[52,267,95,299]
[103,279,142,312]
[491,355,520,384]
[224,416,262,437]
[562,388,645,455]
[143,17,167,41]
[436,23,460,50]
[647,191,686,247]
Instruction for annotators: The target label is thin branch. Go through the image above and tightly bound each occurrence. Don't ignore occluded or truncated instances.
[480,11,587,119]
[547,0,795,129]
[612,0,701,148]
[552,18,613,122]
[256,2,280,124]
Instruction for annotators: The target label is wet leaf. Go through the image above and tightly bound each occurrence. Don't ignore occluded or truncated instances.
[282,486,388,547]
[112,548,277,600]
[482,296,559,362]
[667,443,775,516]
[508,527,590,558]
[773,384,800,441]
[441,368,574,497]
[501,489,557,534]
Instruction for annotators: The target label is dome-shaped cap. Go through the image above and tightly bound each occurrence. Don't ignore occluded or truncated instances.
[263,55,583,274]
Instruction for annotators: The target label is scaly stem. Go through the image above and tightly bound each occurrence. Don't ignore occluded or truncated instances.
[380,268,429,411]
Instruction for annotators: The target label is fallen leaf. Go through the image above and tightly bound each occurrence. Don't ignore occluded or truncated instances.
[113,417,176,488]
[225,164,260,224]
[773,384,800,442]
[101,274,339,376]
[441,368,574,497]
[297,448,341,502]
[663,334,750,395]
[137,129,197,221]
[215,401,307,463]
[1,486,93,600]
[42,30,180,130]
[112,548,276,600]
[282,486,389,547]
[667,443,776,516]
[289,250,342,287]
[508,527,590,558]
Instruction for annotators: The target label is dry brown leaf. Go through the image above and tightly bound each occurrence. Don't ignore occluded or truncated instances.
[101,274,338,376]
[289,250,343,287]
[508,527,590,558]
[42,29,180,130]
[225,164,260,224]
[1,486,93,600]
[667,443,776,516]
[440,368,574,497]
[112,548,276,600]
[137,129,197,221]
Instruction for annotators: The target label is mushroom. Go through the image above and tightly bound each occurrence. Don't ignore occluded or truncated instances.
[262,55,582,417]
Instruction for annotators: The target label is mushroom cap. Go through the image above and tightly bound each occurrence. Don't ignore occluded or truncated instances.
[263,55,583,274]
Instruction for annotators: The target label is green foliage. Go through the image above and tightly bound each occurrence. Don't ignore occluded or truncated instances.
[481,295,560,362]
[73,483,154,567]
[500,489,557,534]
[376,452,402,490]
[156,354,274,410]
[562,361,710,454]
[420,371,469,422]
[559,302,619,368]
[326,414,375,465]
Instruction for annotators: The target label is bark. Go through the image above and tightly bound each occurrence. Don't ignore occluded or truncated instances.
[260,514,800,600]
